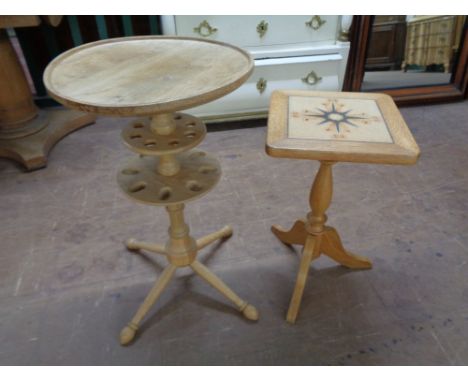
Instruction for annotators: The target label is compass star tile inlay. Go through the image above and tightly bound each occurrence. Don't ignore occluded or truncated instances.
[288,96,393,143]
[266,90,420,165]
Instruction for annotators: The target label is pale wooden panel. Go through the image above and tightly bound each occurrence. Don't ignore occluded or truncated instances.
[44,36,254,116]
[267,90,420,165]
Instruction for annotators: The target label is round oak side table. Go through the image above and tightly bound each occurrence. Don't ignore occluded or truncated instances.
[43,36,259,345]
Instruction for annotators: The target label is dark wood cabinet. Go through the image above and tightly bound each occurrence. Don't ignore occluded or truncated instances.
[365,16,407,71]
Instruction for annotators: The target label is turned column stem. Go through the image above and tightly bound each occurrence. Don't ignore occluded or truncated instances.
[150,113,176,135]
[165,204,197,266]
[167,204,190,239]
[150,113,181,176]
[306,161,336,234]
[158,153,180,176]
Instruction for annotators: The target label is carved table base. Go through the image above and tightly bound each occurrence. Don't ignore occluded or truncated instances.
[272,161,372,324]
[0,108,95,170]
[120,203,259,346]
[117,114,259,346]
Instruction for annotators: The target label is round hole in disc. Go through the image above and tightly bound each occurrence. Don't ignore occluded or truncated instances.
[144,139,157,148]
[169,140,179,147]
[198,165,216,174]
[184,130,196,139]
[133,122,144,128]
[129,181,146,193]
[122,168,139,175]
[186,180,203,192]
[158,187,172,201]
[130,134,142,139]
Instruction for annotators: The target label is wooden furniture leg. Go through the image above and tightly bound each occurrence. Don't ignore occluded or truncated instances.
[321,226,372,269]
[274,161,372,323]
[286,235,321,324]
[121,203,258,345]
[271,219,307,246]
[0,30,94,170]
[196,225,233,250]
[125,239,167,255]
[120,264,177,345]
[191,260,258,320]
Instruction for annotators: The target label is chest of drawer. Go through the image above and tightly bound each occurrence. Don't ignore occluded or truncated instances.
[171,16,338,48]
[186,53,342,119]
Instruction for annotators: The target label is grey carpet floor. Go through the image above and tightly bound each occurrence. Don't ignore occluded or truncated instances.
[1,100,468,365]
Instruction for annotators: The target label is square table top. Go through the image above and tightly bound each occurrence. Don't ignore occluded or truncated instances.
[266,90,420,165]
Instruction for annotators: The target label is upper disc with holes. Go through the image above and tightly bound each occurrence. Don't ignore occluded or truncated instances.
[117,150,221,205]
[121,113,206,156]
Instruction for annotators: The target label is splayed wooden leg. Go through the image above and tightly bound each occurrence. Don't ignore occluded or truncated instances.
[191,260,259,321]
[120,264,176,345]
[321,226,372,269]
[286,235,321,324]
[196,225,232,251]
[125,239,167,255]
[271,219,307,246]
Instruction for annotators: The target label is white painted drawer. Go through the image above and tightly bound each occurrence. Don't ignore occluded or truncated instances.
[172,16,338,48]
[186,53,341,119]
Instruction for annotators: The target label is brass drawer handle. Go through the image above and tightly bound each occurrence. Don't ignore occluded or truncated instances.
[256,78,267,94]
[302,71,322,85]
[193,20,218,37]
[257,20,268,38]
[305,16,326,30]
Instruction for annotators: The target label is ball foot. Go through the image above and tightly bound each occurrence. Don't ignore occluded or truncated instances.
[222,225,233,239]
[125,238,139,251]
[242,304,259,321]
[120,324,138,346]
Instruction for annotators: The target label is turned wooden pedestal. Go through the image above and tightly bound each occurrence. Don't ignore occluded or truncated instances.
[267,90,420,324]
[43,36,258,345]
[0,25,94,170]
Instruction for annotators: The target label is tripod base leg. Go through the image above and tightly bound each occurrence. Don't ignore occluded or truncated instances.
[120,264,176,346]
[271,219,307,246]
[191,260,259,321]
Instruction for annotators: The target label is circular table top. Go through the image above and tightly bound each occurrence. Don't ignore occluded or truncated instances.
[43,36,253,116]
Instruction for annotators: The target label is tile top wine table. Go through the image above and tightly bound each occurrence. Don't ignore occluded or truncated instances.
[266,90,420,324]
[43,36,258,345]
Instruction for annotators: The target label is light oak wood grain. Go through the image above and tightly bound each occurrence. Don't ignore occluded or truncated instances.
[44,36,254,116]
[267,90,419,323]
[121,204,258,345]
[267,90,420,165]
[272,161,372,324]
[41,37,261,344]
[43,36,258,344]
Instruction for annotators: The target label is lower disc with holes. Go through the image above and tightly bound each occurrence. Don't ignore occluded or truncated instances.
[117,150,221,206]
[121,112,206,156]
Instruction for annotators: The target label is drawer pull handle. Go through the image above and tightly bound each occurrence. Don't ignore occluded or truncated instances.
[256,78,267,94]
[302,71,322,86]
[257,20,268,38]
[305,16,326,31]
[193,20,218,37]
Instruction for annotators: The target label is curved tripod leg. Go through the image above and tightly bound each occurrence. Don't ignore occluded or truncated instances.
[321,226,372,269]
[271,219,307,246]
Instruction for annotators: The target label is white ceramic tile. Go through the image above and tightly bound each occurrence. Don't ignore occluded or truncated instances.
[287,95,393,143]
